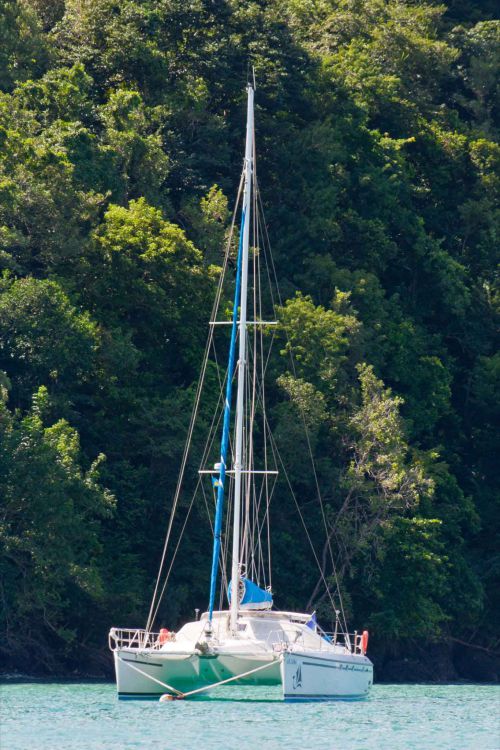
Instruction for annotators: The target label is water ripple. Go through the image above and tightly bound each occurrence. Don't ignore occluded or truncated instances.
[1,682,498,750]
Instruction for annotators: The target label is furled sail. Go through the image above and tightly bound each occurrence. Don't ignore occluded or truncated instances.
[228,577,273,610]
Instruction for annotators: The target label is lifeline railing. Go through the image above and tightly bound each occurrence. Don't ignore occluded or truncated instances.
[321,631,360,653]
[109,627,163,651]
[318,629,370,655]
[267,628,364,655]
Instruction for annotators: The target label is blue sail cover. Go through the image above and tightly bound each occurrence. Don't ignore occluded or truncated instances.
[228,577,273,610]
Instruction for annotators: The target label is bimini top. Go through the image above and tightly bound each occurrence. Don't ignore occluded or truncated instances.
[228,577,273,610]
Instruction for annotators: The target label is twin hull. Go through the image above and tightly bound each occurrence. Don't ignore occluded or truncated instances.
[114,648,373,700]
[114,649,280,698]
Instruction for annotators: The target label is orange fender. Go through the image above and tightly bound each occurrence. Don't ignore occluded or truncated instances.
[361,630,369,655]
[159,628,170,645]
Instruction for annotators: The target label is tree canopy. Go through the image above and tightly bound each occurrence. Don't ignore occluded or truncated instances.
[0,0,498,677]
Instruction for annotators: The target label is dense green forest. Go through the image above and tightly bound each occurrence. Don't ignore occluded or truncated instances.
[0,0,498,680]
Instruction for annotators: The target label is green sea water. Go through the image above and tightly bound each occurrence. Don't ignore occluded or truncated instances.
[1,682,498,750]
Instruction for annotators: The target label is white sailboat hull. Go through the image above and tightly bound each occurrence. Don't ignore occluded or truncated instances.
[281,650,373,701]
[111,612,373,700]
[114,648,281,699]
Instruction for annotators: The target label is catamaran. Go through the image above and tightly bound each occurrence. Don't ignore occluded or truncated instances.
[109,83,373,701]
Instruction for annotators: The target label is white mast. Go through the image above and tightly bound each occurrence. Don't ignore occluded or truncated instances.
[230,84,254,635]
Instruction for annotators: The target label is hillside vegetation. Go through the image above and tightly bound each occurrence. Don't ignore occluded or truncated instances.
[0,0,498,679]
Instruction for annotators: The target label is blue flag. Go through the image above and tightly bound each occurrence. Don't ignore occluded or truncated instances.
[306,612,317,630]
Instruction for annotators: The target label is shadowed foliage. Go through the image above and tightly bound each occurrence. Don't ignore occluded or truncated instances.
[0,0,498,675]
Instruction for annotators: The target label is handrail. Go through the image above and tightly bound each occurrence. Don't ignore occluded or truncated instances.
[263,627,360,655]
[109,627,172,651]
[319,631,365,654]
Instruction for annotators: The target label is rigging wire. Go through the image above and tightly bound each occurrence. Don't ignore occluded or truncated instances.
[148,357,239,628]
[256,181,348,634]
[147,108,350,635]
[145,170,245,632]
[264,412,343,628]
[254,148,273,593]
